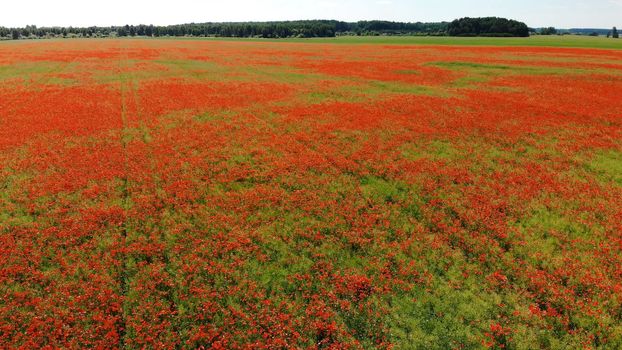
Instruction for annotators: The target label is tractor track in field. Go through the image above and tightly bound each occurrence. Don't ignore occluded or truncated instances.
[116,41,179,348]
[117,43,132,350]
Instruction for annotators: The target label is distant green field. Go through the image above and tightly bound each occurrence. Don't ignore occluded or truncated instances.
[2,35,620,50]
[194,35,622,50]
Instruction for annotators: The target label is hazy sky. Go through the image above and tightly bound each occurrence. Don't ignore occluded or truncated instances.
[1,0,620,28]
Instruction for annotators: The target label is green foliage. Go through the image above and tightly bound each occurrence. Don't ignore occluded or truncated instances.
[448,17,530,37]
[540,27,558,35]
[585,150,622,185]
[0,20,449,40]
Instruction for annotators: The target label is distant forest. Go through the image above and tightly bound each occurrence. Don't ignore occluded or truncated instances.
[0,17,545,40]
[0,21,447,40]
[448,17,529,37]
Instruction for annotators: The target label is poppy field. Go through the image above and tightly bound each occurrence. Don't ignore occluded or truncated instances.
[1,38,621,349]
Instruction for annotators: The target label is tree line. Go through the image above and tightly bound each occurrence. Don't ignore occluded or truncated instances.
[0,20,448,40]
[537,27,620,37]
[0,18,535,40]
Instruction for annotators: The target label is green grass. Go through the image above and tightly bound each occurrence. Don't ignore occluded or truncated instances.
[161,35,622,50]
[429,61,620,88]
[0,61,66,84]
[4,35,620,50]
[584,150,622,186]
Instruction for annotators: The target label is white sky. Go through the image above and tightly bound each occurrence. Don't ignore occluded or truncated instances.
[1,0,620,28]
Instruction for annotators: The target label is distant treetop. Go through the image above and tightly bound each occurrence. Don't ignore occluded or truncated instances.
[0,20,449,40]
[447,17,530,37]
